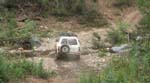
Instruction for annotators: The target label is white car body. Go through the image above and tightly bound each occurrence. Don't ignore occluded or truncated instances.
[56,36,80,55]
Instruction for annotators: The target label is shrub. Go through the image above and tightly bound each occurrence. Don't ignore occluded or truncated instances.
[0,19,37,48]
[80,0,150,83]
[136,0,150,37]
[1,0,86,16]
[0,53,52,83]
[80,73,100,83]
[107,22,129,45]
[92,32,107,57]
[80,50,150,83]
[92,32,105,49]
[1,0,106,27]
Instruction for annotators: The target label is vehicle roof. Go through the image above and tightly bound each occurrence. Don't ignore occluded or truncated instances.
[59,36,78,39]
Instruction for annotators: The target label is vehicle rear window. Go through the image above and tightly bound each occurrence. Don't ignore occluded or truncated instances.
[69,39,77,45]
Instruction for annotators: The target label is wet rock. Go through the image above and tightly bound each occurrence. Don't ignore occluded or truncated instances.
[109,44,130,53]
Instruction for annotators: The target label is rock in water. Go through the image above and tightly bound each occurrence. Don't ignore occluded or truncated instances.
[110,44,130,53]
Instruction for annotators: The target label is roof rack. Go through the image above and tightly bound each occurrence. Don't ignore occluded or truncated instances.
[58,32,77,37]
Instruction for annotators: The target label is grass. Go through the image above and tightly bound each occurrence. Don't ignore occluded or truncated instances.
[0,17,54,48]
[80,50,150,83]
[0,53,54,83]
[136,0,150,36]
[0,19,35,47]
[1,0,107,27]
[80,0,150,81]
[80,73,100,83]
[107,21,129,45]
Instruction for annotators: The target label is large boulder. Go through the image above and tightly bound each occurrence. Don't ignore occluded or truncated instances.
[109,44,131,53]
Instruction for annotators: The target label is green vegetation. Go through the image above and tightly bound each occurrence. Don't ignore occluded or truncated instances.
[80,0,150,83]
[107,21,129,45]
[92,32,107,57]
[137,0,150,36]
[0,18,37,47]
[0,53,53,83]
[0,0,107,27]
[81,51,150,83]
[1,0,86,16]
[0,17,53,48]
[80,37,150,83]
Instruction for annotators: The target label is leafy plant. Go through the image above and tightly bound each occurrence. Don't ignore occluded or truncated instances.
[80,50,150,83]
[0,53,53,83]
[107,21,129,45]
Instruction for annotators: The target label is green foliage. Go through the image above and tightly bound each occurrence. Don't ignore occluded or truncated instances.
[0,19,37,47]
[17,20,37,38]
[1,0,106,27]
[136,0,150,36]
[107,22,129,45]
[80,73,100,83]
[80,50,150,83]
[137,0,150,14]
[0,53,52,83]
[31,61,53,79]
[2,0,87,16]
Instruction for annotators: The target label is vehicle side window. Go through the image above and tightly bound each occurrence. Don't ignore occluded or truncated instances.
[61,39,67,45]
[69,39,77,45]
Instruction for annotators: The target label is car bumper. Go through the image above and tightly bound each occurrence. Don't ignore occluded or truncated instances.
[58,52,80,55]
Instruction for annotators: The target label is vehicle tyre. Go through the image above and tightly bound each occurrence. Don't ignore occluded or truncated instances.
[60,45,70,54]
[56,45,70,60]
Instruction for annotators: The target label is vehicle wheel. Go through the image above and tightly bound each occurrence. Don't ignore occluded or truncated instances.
[56,45,70,60]
[60,45,70,54]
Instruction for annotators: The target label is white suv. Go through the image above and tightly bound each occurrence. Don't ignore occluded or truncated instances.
[55,34,80,59]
